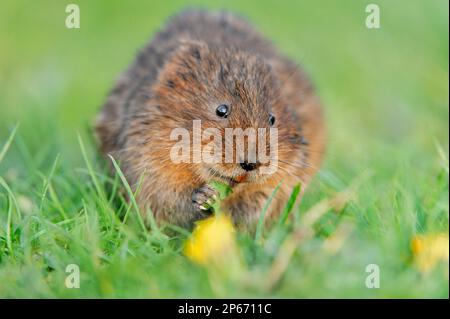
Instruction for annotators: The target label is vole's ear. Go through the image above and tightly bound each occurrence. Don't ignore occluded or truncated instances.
[155,39,210,89]
[170,38,210,65]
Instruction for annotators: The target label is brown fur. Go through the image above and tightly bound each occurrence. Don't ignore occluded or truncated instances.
[96,9,325,229]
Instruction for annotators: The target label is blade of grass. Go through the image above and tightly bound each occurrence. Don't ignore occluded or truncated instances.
[6,195,14,257]
[122,169,146,225]
[0,123,19,165]
[435,141,449,174]
[255,181,282,243]
[108,155,147,234]
[78,134,124,230]
[47,183,69,220]
[162,223,191,237]
[0,176,21,220]
[39,154,60,211]
[145,208,158,231]
[277,183,301,227]
[108,169,121,204]
[77,133,106,200]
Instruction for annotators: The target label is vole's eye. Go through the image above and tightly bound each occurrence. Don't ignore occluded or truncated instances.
[269,113,276,126]
[216,104,230,118]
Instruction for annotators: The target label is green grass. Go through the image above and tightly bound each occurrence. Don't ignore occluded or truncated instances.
[0,0,448,298]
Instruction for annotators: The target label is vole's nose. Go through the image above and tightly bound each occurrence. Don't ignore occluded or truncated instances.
[240,161,260,172]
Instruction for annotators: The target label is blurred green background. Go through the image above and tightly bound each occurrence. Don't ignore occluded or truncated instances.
[0,0,448,298]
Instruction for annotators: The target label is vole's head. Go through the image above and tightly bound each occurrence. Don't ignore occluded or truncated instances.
[150,40,303,185]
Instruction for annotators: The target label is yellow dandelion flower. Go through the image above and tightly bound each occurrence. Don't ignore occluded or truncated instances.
[411,233,449,273]
[185,214,236,265]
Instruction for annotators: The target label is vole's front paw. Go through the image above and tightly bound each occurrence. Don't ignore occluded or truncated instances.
[192,184,218,214]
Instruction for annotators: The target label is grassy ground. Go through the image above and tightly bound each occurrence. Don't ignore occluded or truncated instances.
[0,0,448,298]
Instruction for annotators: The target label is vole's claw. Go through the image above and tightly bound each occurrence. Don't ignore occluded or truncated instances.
[192,184,219,214]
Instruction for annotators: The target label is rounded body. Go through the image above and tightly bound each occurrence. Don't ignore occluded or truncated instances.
[96,10,325,229]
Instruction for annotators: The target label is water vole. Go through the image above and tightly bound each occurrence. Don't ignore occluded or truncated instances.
[96,9,325,229]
